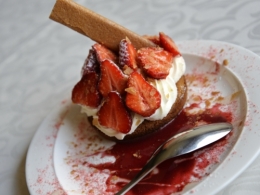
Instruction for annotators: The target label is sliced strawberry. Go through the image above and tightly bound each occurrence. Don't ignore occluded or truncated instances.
[137,47,173,79]
[143,35,160,45]
[98,59,128,97]
[72,72,101,108]
[125,71,161,117]
[81,49,100,76]
[92,43,117,63]
[119,38,137,70]
[98,91,132,133]
[159,32,180,56]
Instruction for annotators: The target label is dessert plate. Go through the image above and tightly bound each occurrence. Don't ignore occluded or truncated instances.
[26,40,260,195]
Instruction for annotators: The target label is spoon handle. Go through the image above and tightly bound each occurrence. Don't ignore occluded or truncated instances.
[115,154,163,195]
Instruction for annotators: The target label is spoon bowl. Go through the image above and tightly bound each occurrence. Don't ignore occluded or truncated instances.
[116,122,233,195]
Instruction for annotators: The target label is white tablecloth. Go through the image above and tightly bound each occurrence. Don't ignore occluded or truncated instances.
[1,0,260,194]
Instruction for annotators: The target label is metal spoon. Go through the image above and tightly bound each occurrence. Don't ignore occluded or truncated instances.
[115,122,233,195]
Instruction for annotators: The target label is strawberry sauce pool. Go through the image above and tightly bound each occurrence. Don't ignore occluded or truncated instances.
[55,100,235,195]
[92,104,232,194]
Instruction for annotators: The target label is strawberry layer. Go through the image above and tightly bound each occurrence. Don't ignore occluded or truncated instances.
[81,56,186,140]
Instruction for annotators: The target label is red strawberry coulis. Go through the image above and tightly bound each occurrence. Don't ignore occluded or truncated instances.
[64,62,240,194]
[82,103,232,194]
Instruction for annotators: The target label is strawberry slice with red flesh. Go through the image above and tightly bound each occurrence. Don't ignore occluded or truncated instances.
[98,59,128,97]
[98,91,132,133]
[119,38,137,70]
[143,35,160,46]
[72,72,101,108]
[81,49,100,76]
[92,43,117,63]
[137,47,173,79]
[159,32,180,57]
[125,71,161,117]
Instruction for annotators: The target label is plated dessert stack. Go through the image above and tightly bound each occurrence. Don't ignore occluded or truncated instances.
[72,33,187,140]
[50,0,187,140]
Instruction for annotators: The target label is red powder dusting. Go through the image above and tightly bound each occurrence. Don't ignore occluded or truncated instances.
[245,100,260,127]
[30,106,71,195]
[202,45,221,59]
[54,106,70,131]
[213,62,220,74]
[32,165,66,195]
[61,99,68,105]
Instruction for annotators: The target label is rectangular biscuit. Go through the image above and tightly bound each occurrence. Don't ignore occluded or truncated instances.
[49,0,155,51]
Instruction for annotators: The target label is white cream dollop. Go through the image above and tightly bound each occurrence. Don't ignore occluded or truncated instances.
[81,56,186,140]
[146,55,186,121]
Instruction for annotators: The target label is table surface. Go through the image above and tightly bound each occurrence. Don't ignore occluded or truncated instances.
[1,0,260,194]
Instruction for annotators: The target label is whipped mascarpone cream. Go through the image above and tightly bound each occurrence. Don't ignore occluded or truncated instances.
[81,56,186,140]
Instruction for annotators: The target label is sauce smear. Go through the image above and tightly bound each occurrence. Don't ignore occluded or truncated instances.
[89,103,232,194]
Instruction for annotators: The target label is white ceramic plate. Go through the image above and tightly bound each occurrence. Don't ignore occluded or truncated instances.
[26,40,260,195]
